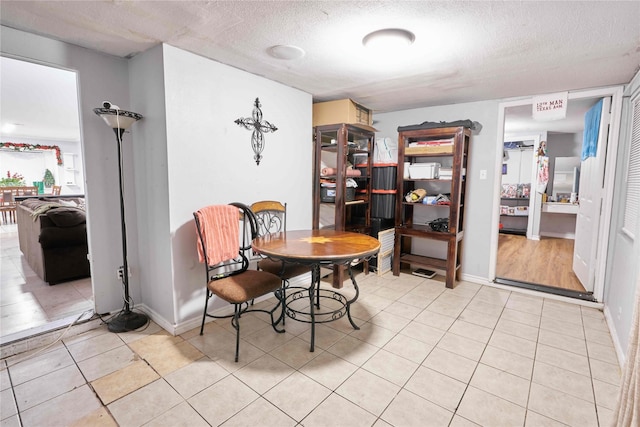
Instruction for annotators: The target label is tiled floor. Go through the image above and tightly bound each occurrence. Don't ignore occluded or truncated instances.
[0,271,622,426]
[0,223,93,338]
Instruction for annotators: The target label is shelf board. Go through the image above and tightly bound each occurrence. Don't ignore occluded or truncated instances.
[500,214,529,217]
[399,253,453,271]
[501,197,530,201]
[395,224,463,241]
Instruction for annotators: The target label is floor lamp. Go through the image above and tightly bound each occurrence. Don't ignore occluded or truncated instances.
[94,103,148,332]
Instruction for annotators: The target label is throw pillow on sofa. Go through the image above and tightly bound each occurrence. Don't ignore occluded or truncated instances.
[45,207,86,227]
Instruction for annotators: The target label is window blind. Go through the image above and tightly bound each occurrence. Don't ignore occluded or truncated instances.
[623,94,640,237]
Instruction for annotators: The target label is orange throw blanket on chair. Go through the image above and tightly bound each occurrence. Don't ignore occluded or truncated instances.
[195,205,239,266]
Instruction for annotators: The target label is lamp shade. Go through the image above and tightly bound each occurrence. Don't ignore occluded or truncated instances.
[93,108,143,130]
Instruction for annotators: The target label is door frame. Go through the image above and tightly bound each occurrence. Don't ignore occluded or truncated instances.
[489,86,624,302]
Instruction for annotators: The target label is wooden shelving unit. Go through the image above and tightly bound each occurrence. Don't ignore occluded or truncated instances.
[313,123,374,288]
[393,125,471,288]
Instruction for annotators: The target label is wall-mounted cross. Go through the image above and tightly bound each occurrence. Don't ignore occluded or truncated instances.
[234,98,278,165]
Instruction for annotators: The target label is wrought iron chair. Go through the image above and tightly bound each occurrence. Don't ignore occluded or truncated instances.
[193,202,283,362]
[250,201,313,323]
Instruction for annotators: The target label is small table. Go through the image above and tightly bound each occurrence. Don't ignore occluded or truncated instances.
[252,229,380,351]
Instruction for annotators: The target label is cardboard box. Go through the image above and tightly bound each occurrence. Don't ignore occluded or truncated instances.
[313,99,374,129]
[405,145,453,155]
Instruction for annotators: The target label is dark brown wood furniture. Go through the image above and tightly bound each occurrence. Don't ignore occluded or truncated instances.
[312,123,375,288]
[252,229,380,351]
[393,125,471,288]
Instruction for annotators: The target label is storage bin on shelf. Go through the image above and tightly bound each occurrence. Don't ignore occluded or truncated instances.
[320,182,356,203]
[408,163,441,179]
[372,163,397,190]
[371,189,396,219]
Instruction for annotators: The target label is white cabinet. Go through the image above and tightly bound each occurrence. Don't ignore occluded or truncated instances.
[63,153,77,186]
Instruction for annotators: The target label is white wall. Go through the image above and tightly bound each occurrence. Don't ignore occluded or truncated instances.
[1,26,135,313]
[130,44,313,330]
[375,101,499,279]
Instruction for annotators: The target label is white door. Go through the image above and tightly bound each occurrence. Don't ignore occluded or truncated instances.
[573,97,611,292]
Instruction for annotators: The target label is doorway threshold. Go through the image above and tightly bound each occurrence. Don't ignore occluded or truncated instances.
[494,277,597,302]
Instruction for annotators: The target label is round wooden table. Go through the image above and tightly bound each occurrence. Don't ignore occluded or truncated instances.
[252,229,380,351]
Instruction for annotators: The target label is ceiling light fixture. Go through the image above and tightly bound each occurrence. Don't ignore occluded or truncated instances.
[362,28,415,50]
[268,45,306,60]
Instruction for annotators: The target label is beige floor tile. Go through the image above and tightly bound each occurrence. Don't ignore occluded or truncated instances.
[108,379,183,426]
[500,307,541,327]
[587,341,619,364]
[349,321,398,348]
[117,321,164,344]
[584,328,615,347]
[302,393,377,427]
[533,360,594,402]
[537,328,587,356]
[362,349,419,386]
[263,371,331,421]
[465,299,505,317]
[373,418,393,427]
[374,284,410,301]
[505,295,543,316]
[458,307,500,329]
[0,388,17,420]
[494,317,539,342]
[7,346,74,385]
[589,358,621,386]
[457,386,526,427]
[144,401,210,426]
[397,292,438,309]
[13,364,85,411]
[423,347,478,383]
[581,314,610,332]
[540,316,585,340]
[480,345,534,380]
[243,325,295,352]
[77,344,138,381]
[298,351,357,390]
[542,305,583,325]
[404,366,466,411]
[382,300,423,320]
[525,410,568,426]
[188,328,265,370]
[19,385,102,427]
[597,405,615,427]
[449,415,481,426]
[413,309,456,330]
[543,299,582,314]
[470,363,530,407]
[358,293,394,311]
[0,367,10,392]
[298,323,347,350]
[222,397,296,427]
[381,389,453,427]
[528,382,598,427]
[269,336,323,369]
[449,319,494,344]
[139,338,204,376]
[336,368,400,416]
[473,287,510,307]
[219,312,272,336]
[592,378,619,410]
[436,332,486,361]
[399,320,446,345]
[66,332,125,362]
[69,407,118,427]
[326,335,379,366]
[425,299,466,318]
[382,333,434,364]
[163,356,229,399]
[91,359,159,405]
[536,344,591,377]
[436,292,473,307]
[489,330,537,359]
[368,310,412,333]
[188,375,259,425]
[234,353,294,394]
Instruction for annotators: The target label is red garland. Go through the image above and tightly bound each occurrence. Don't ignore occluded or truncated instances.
[0,142,63,165]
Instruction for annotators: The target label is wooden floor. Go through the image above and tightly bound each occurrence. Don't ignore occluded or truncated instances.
[496,233,586,292]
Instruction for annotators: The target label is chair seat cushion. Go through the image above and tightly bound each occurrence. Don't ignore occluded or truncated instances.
[208,270,281,304]
[257,258,313,279]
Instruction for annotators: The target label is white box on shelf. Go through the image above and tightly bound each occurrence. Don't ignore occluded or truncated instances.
[408,163,440,179]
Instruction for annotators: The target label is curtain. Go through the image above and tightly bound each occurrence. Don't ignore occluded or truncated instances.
[612,274,640,426]
[582,99,603,160]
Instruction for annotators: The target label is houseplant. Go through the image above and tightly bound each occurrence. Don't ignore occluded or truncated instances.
[43,168,55,188]
[0,171,25,186]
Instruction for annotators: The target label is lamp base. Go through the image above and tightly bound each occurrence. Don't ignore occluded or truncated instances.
[107,310,149,333]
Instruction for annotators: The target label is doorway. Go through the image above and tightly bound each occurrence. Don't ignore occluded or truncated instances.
[490,87,624,303]
[0,56,94,342]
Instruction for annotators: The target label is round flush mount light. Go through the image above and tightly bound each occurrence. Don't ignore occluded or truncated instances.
[268,45,306,60]
[362,28,415,50]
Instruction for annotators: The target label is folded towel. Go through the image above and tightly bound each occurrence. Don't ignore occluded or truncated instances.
[195,205,239,266]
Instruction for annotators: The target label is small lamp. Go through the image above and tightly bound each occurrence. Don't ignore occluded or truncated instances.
[93,103,148,332]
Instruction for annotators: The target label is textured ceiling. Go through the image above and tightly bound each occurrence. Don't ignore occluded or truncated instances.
[0,1,639,140]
